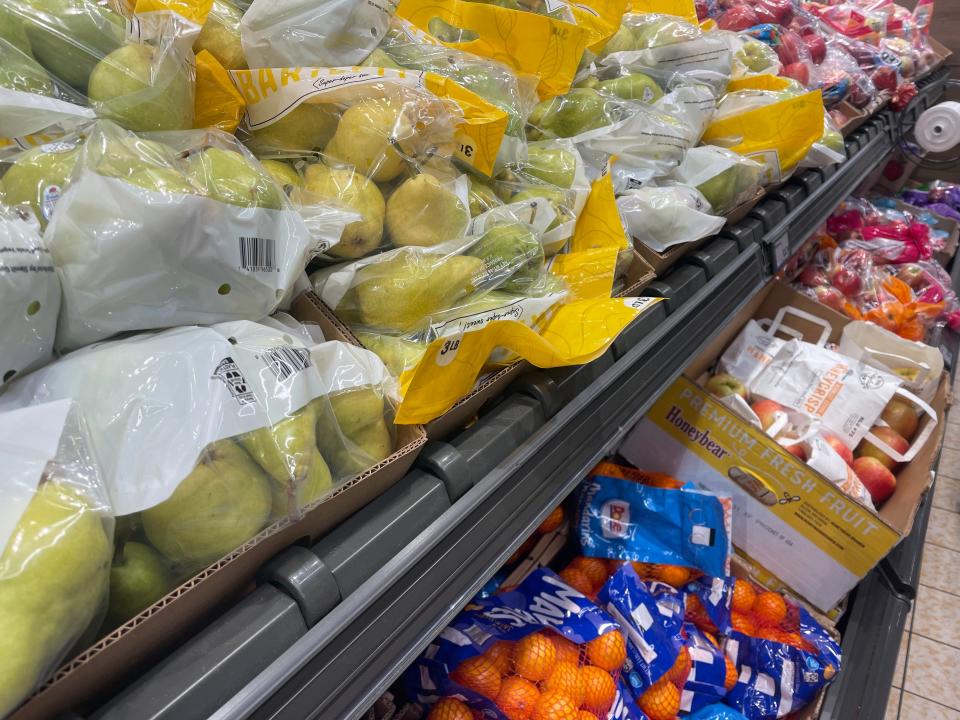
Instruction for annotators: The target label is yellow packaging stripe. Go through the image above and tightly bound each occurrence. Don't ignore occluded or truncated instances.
[397,0,591,99]
[194,50,246,134]
[395,297,662,424]
[626,0,698,23]
[570,166,630,253]
[726,74,794,93]
[134,0,212,24]
[549,247,619,300]
[569,0,629,53]
[648,378,900,577]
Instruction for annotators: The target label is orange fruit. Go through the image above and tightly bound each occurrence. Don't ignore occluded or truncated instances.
[496,676,540,720]
[684,595,717,634]
[731,580,757,614]
[665,646,691,687]
[570,557,610,588]
[513,632,557,682]
[753,592,788,628]
[703,631,719,648]
[485,641,514,675]
[638,677,681,720]
[580,666,616,714]
[531,689,578,720]
[544,662,585,706]
[730,611,756,637]
[427,697,474,720]
[724,656,737,691]
[451,654,502,699]
[630,561,654,579]
[537,506,564,534]
[550,633,582,666]
[607,559,626,573]
[653,564,691,588]
[559,567,595,596]
[586,630,627,672]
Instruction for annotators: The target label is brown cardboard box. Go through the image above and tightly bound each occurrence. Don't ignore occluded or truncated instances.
[927,36,953,73]
[12,297,427,720]
[620,281,948,611]
[620,248,656,296]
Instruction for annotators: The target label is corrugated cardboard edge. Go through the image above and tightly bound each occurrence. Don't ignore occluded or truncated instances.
[12,299,427,720]
[618,248,656,297]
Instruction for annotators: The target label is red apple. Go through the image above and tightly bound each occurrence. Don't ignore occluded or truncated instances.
[751,399,785,432]
[784,442,808,461]
[718,5,759,31]
[782,62,810,86]
[776,30,806,67]
[798,265,827,287]
[829,267,862,297]
[823,432,854,466]
[814,285,846,313]
[853,456,897,506]
[706,373,748,401]
[896,264,925,288]
[856,426,909,470]
[755,0,793,25]
[803,34,827,64]
[881,400,920,441]
[872,66,898,93]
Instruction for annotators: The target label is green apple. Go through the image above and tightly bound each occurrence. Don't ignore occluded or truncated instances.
[21,0,126,93]
[106,540,172,627]
[88,43,194,132]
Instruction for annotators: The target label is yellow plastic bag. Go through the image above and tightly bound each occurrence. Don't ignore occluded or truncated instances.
[701,88,824,184]
[569,0,629,53]
[626,0,698,23]
[194,50,245,134]
[397,0,590,99]
[394,296,662,423]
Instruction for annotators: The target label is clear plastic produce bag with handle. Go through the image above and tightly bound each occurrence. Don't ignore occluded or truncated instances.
[0,399,113,718]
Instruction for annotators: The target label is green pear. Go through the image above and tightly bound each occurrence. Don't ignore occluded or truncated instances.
[246,103,340,155]
[0,143,80,228]
[0,5,32,55]
[736,39,777,74]
[386,174,469,247]
[427,17,479,43]
[261,159,302,195]
[597,73,663,103]
[315,388,394,476]
[88,43,194,133]
[296,163,385,259]
[342,252,487,331]
[355,331,426,376]
[468,222,544,293]
[0,481,111,717]
[467,175,501,216]
[598,25,639,58]
[238,404,333,515]
[513,144,578,188]
[324,99,413,182]
[21,0,126,93]
[363,48,403,69]
[142,441,273,568]
[631,15,697,49]
[91,136,196,195]
[527,88,611,139]
[186,147,283,209]
[106,541,171,628]
[195,0,246,71]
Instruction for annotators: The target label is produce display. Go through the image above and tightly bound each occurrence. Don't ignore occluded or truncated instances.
[0,0,951,715]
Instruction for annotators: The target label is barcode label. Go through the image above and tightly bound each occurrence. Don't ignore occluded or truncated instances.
[239,236,276,272]
[265,346,311,381]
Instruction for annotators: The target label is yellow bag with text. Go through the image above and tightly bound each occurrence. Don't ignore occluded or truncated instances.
[231,66,508,177]
[397,0,590,99]
[701,87,824,185]
[626,0,698,23]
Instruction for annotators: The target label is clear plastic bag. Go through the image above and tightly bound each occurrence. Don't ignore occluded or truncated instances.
[44,120,328,351]
[617,185,725,253]
[0,319,399,602]
[195,0,246,71]
[240,0,397,69]
[671,145,764,216]
[0,205,60,386]
[0,399,112,717]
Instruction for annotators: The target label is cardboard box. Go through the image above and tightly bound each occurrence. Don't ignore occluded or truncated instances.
[619,281,947,611]
[13,295,427,720]
[619,248,656,296]
[927,36,953,73]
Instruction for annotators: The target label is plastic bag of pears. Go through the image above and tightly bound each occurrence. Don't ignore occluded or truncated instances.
[240,0,396,69]
[366,18,539,168]
[0,204,60,386]
[1,0,205,150]
[596,13,733,97]
[671,145,764,216]
[617,184,726,253]
[42,120,344,352]
[0,317,399,621]
[0,399,113,718]
[195,0,247,71]
[722,31,782,80]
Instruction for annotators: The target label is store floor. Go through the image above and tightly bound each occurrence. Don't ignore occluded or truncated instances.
[886,374,960,719]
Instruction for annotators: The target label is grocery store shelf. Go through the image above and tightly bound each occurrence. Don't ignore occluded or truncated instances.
[87,88,918,720]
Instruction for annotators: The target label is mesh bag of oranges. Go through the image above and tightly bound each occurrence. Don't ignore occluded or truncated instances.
[407,568,641,720]
[720,579,841,719]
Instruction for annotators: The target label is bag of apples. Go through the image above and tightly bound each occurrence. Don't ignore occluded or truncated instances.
[407,568,638,720]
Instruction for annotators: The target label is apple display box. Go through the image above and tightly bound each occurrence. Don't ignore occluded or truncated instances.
[13,292,427,720]
[620,281,947,611]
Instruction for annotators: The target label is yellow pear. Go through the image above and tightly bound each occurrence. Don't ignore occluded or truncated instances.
[195,0,246,71]
[315,388,393,477]
[246,103,340,155]
[0,482,111,717]
[142,440,272,568]
[324,99,413,182]
[385,174,469,247]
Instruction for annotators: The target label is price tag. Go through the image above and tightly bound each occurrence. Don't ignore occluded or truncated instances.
[771,233,790,272]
